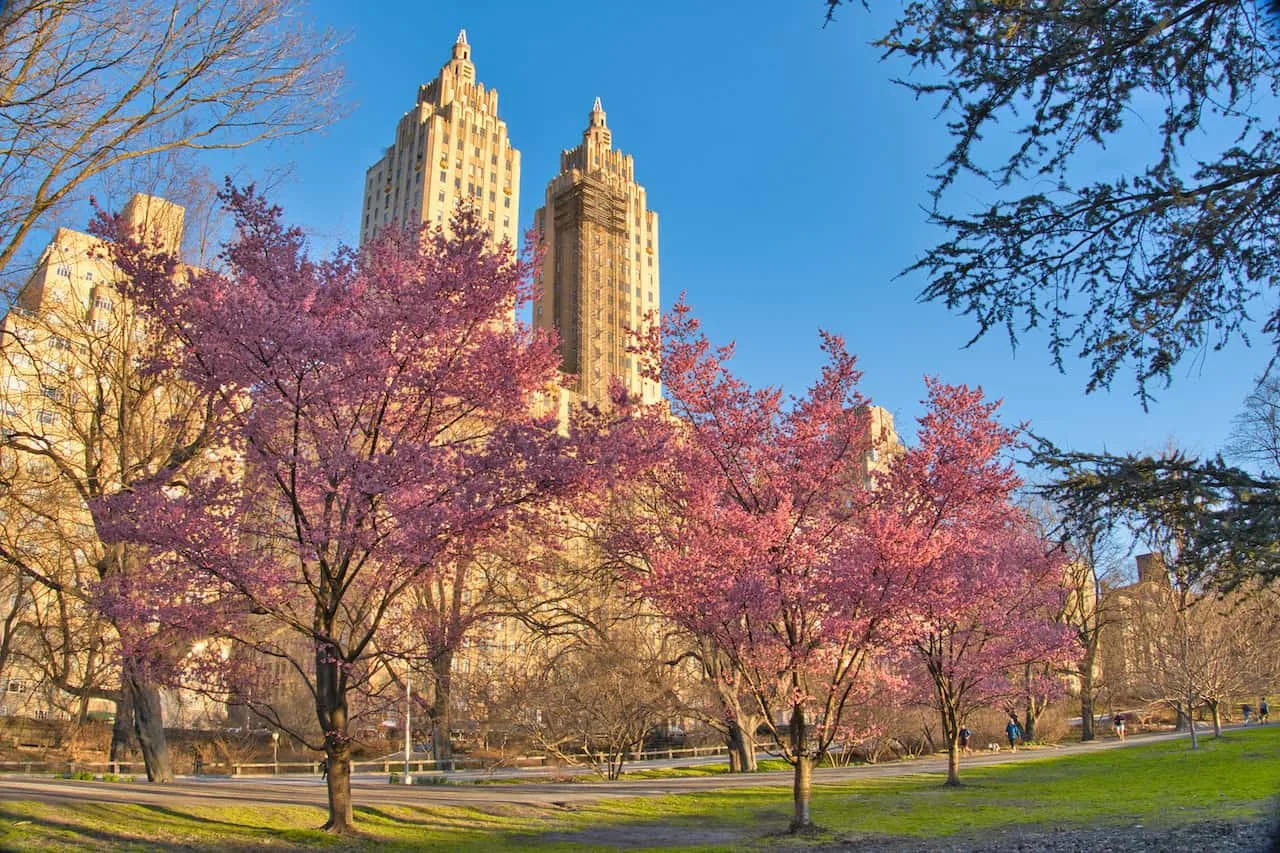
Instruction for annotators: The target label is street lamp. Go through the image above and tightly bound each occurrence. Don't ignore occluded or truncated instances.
[404,663,412,785]
[271,730,279,776]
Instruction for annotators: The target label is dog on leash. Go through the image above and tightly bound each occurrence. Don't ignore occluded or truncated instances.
[986,743,1001,753]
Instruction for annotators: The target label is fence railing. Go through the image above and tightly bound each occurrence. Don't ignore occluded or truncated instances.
[0,743,735,778]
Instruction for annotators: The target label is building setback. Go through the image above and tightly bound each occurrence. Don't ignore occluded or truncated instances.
[360,30,520,251]
[534,99,661,407]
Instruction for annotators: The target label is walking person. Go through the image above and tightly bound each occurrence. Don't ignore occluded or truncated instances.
[1242,703,1253,725]
[1259,697,1269,724]
[959,726,972,755]
[1113,711,1126,742]
[1006,714,1023,751]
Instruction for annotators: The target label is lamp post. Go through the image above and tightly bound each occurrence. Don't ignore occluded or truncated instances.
[271,731,279,776]
[404,664,412,785]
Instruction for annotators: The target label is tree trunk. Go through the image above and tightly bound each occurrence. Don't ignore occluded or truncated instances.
[109,689,135,765]
[431,652,454,772]
[126,674,172,782]
[940,698,961,786]
[316,639,355,833]
[726,718,758,773]
[946,737,960,787]
[792,754,814,831]
[1177,703,1199,750]
[789,704,813,832]
[1079,668,1096,742]
[727,726,744,773]
[1209,701,1222,737]
[323,738,354,833]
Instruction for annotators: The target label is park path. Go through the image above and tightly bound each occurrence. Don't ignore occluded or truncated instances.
[0,726,1231,811]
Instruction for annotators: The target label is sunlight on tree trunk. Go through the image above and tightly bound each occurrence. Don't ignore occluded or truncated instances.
[430,654,454,772]
[789,705,812,832]
[128,676,172,783]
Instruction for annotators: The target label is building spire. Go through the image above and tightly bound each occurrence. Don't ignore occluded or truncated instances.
[451,28,472,63]
[589,97,607,130]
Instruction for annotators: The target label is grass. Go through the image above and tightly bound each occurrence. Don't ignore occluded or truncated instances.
[0,727,1277,851]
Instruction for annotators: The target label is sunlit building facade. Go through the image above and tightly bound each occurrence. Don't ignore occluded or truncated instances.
[534,99,661,407]
[360,31,520,251]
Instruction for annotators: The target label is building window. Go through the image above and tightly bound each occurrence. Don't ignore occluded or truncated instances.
[49,335,71,351]
[438,192,445,203]
[504,197,510,208]
[37,410,57,426]
[491,154,498,165]
[55,265,70,277]
[439,171,446,182]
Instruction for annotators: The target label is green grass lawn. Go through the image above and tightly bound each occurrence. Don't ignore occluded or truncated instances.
[1,727,1277,851]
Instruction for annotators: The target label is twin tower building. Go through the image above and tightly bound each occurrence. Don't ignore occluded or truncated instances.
[359,31,661,407]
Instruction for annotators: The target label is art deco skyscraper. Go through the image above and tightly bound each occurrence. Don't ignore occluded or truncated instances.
[534,99,660,406]
[360,31,520,250]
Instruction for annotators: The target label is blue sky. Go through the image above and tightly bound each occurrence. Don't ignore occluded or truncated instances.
[219,0,1261,473]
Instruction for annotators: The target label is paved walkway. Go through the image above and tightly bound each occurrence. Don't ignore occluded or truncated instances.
[0,725,1241,811]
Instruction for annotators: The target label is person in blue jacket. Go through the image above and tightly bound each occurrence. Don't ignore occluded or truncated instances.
[1005,714,1023,751]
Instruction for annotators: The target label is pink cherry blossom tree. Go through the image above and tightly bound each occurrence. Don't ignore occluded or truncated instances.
[98,188,643,833]
[622,301,903,832]
[875,381,1077,785]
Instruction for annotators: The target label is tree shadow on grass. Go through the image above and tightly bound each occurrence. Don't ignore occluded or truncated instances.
[515,808,769,851]
[358,804,511,830]
[0,801,325,851]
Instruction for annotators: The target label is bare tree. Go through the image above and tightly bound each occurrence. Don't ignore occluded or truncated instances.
[515,626,681,781]
[1226,376,1280,475]
[0,0,343,279]
[0,197,227,781]
[1190,584,1280,735]
[1059,524,1129,741]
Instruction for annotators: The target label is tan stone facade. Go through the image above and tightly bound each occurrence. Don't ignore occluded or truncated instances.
[534,99,661,407]
[360,31,520,251]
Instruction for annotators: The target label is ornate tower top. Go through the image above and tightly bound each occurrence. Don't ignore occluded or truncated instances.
[452,28,471,62]
[584,97,611,149]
